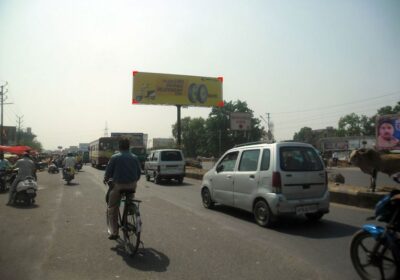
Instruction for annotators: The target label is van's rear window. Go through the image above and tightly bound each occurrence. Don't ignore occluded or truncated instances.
[280,147,323,171]
[161,151,182,161]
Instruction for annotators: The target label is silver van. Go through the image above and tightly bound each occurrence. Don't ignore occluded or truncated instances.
[144,149,185,184]
[201,142,329,227]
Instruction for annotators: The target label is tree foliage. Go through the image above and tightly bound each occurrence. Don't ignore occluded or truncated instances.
[17,130,43,151]
[172,100,264,157]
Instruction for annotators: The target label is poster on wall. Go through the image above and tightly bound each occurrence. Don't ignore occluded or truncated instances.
[376,114,400,151]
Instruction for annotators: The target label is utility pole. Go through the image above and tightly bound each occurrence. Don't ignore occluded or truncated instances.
[16,115,24,145]
[0,82,12,145]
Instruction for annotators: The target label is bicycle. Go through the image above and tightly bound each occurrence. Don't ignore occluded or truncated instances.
[350,190,400,280]
[105,180,142,257]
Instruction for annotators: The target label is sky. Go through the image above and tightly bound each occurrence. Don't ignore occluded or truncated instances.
[0,0,399,150]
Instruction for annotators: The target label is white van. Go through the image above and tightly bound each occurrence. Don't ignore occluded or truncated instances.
[201,142,329,227]
[144,149,185,184]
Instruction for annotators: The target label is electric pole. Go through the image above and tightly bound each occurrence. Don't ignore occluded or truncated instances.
[0,82,13,145]
[16,115,24,145]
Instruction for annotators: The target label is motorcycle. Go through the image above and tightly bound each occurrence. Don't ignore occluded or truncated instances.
[75,162,82,172]
[63,167,75,185]
[350,190,400,280]
[14,176,38,206]
[48,163,59,174]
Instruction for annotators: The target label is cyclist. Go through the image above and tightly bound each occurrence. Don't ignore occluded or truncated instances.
[104,138,141,240]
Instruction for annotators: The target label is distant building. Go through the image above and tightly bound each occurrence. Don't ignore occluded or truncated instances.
[1,126,17,145]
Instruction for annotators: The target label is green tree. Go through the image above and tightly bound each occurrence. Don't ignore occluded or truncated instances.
[172,100,264,157]
[172,117,207,157]
[293,127,316,145]
[18,129,43,151]
[337,113,368,136]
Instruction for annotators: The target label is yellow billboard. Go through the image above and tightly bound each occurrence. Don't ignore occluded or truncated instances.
[132,71,223,107]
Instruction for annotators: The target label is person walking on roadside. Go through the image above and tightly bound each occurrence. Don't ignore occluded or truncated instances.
[104,138,141,240]
[7,152,36,205]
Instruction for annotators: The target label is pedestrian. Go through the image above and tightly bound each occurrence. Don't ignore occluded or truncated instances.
[332,151,338,167]
[104,138,141,240]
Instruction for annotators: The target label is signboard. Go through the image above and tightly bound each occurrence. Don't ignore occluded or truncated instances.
[376,114,400,151]
[323,140,348,151]
[132,71,223,107]
[152,138,175,149]
[110,132,148,148]
[230,112,251,131]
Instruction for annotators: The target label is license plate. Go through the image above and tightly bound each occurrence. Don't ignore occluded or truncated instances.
[296,204,317,215]
[26,189,35,194]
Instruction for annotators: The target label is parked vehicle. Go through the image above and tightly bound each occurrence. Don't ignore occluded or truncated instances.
[144,149,185,184]
[14,176,38,205]
[201,141,330,227]
[350,190,400,280]
[63,167,75,185]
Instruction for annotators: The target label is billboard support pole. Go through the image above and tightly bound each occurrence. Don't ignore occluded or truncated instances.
[177,105,181,148]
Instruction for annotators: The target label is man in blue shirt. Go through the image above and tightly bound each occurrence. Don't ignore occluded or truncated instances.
[104,138,141,240]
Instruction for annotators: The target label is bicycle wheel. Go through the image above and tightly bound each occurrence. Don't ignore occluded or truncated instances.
[122,204,141,257]
[350,229,398,280]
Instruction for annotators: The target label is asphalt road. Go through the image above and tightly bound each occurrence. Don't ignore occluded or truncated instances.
[328,167,399,189]
[0,166,376,280]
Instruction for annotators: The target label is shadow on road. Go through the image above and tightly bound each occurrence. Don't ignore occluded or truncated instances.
[145,180,194,187]
[64,182,80,186]
[111,244,170,272]
[11,203,39,209]
[273,216,359,238]
[213,205,359,239]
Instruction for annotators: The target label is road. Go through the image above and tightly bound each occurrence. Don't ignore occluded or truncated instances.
[0,166,375,280]
[328,166,399,189]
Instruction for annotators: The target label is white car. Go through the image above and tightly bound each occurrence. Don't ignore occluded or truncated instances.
[145,149,185,184]
[201,141,330,227]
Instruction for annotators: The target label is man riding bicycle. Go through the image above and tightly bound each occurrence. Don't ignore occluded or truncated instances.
[104,138,141,240]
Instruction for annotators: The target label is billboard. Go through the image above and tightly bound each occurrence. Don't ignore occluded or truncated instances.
[376,114,400,151]
[230,112,251,131]
[152,138,175,149]
[132,71,223,107]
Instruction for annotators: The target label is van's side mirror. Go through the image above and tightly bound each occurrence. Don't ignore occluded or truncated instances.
[216,164,224,173]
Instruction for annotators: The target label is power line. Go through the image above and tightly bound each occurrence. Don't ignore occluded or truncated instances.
[271,91,400,115]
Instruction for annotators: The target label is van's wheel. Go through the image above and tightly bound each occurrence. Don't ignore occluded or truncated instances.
[154,173,161,184]
[177,177,183,184]
[201,188,214,209]
[305,212,324,222]
[253,200,275,227]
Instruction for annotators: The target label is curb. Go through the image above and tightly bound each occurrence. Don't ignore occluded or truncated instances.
[186,172,386,209]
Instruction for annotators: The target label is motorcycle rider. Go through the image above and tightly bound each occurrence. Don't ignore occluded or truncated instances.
[62,153,76,178]
[104,138,141,240]
[0,152,11,191]
[7,152,36,205]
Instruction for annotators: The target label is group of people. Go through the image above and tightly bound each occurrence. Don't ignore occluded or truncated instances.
[2,139,142,240]
[0,152,37,205]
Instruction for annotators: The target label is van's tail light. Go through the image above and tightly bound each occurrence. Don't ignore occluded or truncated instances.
[272,172,282,194]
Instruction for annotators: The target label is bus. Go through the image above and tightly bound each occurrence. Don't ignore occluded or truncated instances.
[89,136,148,169]
[89,137,119,168]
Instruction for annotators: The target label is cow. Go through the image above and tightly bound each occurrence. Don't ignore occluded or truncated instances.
[349,148,400,192]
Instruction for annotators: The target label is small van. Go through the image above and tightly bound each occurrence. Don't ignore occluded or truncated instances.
[145,149,185,184]
[201,141,329,227]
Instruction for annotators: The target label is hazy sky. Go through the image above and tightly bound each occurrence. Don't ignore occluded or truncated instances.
[0,0,399,150]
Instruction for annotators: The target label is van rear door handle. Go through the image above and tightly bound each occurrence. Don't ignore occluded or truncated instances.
[249,175,255,179]
[226,175,232,179]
